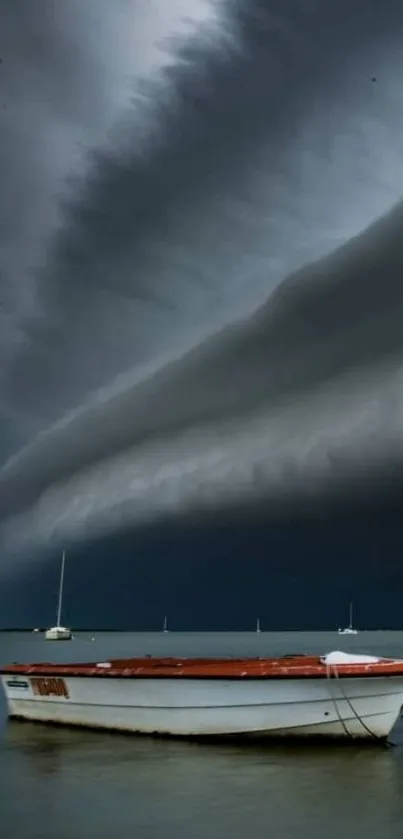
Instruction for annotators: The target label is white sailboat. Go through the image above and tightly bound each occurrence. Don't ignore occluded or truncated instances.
[45,551,72,641]
[163,615,169,633]
[256,618,261,633]
[338,602,358,636]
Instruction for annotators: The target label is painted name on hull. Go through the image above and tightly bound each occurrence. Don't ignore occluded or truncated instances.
[30,677,69,699]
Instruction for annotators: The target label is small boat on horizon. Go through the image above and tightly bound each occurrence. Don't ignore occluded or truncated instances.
[338,602,358,636]
[163,615,169,634]
[2,649,403,743]
[45,551,72,641]
[256,618,261,633]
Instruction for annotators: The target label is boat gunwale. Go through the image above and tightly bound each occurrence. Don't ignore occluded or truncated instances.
[2,655,403,681]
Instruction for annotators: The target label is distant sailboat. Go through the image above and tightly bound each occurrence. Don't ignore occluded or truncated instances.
[45,551,72,641]
[256,618,261,633]
[338,602,358,636]
[163,615,169,633]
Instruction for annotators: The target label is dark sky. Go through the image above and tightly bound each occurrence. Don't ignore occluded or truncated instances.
[4,512,403,630]
[1,0,403,628]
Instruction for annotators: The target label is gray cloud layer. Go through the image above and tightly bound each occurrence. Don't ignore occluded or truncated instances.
[1,0,403,570]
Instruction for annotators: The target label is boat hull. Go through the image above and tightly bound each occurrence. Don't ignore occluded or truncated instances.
[2,673,403,741]
[44,627,72,641]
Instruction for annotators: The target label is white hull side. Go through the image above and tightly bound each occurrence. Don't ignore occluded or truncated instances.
[3,675,403,740]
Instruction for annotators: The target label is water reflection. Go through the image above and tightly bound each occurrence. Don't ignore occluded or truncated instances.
[2,722,403,839]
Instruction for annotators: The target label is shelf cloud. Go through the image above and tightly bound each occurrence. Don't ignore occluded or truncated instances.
[1,0,403,572]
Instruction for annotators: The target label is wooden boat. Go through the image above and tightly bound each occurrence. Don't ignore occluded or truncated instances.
[2,650,403,742]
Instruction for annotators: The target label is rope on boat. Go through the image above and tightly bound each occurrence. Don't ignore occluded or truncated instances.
[325,663,351,738]
[325,663,383,742]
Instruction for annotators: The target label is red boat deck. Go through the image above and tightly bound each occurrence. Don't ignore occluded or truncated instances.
[2,654,403,680]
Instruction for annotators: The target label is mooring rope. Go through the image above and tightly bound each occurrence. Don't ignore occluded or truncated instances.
[325,662,385,742]
[325,662,351,738]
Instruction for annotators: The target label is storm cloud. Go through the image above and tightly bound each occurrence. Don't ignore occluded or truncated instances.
[1,0,403,571]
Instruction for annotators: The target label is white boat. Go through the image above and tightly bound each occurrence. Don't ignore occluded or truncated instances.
[45,626,72,641]
[45,551,72,641]
[2,650,403,742]
[256,618,261,633]
[163,615,169,634]
[338,602,358,635]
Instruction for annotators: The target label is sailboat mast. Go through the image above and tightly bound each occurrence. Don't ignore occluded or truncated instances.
[56,551,66,627]
[349,601,353,629]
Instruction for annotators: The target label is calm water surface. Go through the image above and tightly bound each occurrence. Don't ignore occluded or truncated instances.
[1,631,403,839]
